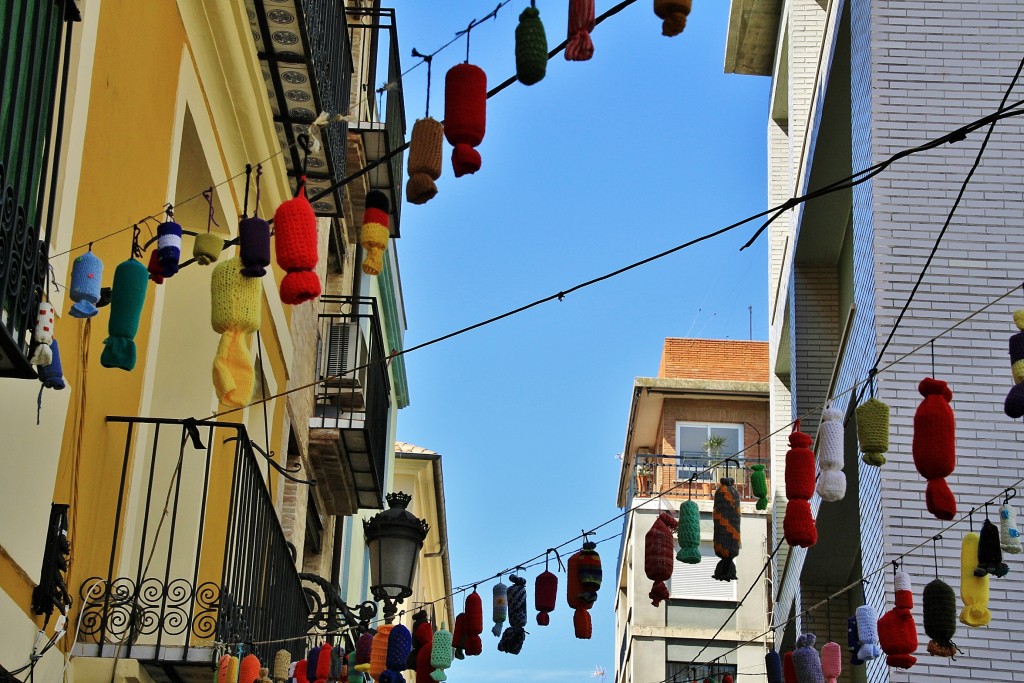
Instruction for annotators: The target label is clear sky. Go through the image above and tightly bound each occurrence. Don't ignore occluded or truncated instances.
[386,1,771,681]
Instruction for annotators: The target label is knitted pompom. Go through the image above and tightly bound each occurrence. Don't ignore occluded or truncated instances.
[793,633,824,683]
[750,464,769,510]
[565,0,595,61]
[369,625,392,682]
[855,397,889,465]
[816,407,846,503]
[877,572,918,670]
[239,216,271,277]
[463,589,483,655]
[361,191,390,276]
[1001,501,1022,554]
[157,220,183,277]
[912,377,957,520]
[515,6,548,85]
[69,251,103,318]
[765,650,783,683]
[492,580,508,637]
[676,499,702,563]
[101,258,149,371]
[535,570,558,625]
[846,615,863,666]
[274,186,321,305]
[960,532,991,626]
[429,623,453,681]
[923,579,957,657]
[193,231,223,266]
[854,605,881,661]
[443,64,487,177]
[819,641,842,683]
[239,654,261,683]
[273,650,291,682]
[783,651,797,683]
[406,118,444,205]
[645,511,678,605]
[713,478,741,581]
[211,257,262,407]
[975,518,1009,578]
[355,632,374,672]
[653,0,691,36]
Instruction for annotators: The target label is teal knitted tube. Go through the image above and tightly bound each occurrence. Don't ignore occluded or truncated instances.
[676,499,701,563]
[101,259,149,371]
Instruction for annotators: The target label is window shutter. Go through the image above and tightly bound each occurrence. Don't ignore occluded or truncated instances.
[670,542,737,601]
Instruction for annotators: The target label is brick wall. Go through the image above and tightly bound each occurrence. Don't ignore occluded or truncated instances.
[659,339,770,383]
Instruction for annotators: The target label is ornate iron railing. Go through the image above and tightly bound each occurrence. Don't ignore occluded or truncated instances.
[0,0,80,378]
[77,418,311,663]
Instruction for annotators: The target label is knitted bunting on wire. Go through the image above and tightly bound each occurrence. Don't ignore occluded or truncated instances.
[444,64,487,177]
[566,542,601,639]
[783,424,817,548]
[239,654,262,683]
[923,578,957,657]
[451,612,467,660]
[273,650,291,683]
[816,407,846,502]
[146,249,165,284]
[210,257,262,407]
[854,605,881,661]
[645,511,678,605]
[492,580,508,637]
[274,185,321,305]
[29,302,55,366]
[750,464,769,510]
[782,651,797,683]
[355,632,374,672]
[676,499,701,563]
[69,251,103,318]
[239,215,271,277]
[429,623,453,681]
[406,118,444,205]
[408,611,428,668]
[316,643,333,683]
[819,641,842,683]
[975,518,1009,578]
[380,624,412,683]
[912,378,957,520]
[360,191,391,276]
[564,0,595,61]
[846,616,863,666]
[498,574,528,654]
[464,589,484,655]
[348,651,362,683]
[1001,499,1022,554]
[1004,310,1024,417]
[193,231,223,266]
[414,618,434,683]
[157,219,183,277]
[535,569,558,625]
[792,633,824,683]
[765,650,783,683]
[306,645,322,683]
[877,571,918,669]
[653,0,691,36]
[515,5,548,85]
[369,626,392,682]
[855,397,889,466]
[101,258,149,371]
[712,477,741,581]
[294,660,308,683]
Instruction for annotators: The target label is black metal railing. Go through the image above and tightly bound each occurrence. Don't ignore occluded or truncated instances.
[633,452,768,501]
[78,418,310,664]
[0,0,80,378]
[313,296,390,510]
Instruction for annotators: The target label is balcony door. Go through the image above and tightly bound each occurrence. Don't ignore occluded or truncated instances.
[675,423,743,481]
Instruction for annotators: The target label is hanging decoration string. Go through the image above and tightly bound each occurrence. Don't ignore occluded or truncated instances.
[411,48,433,117]
[242,163,253,218]
[130,225,143,259]
[203,188,219,233]
[254,163,263,217]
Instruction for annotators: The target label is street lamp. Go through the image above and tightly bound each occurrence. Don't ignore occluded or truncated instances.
[363,491,429,623]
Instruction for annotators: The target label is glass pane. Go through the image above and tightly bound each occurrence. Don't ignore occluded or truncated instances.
[678,425,707,455]
[708,426,741,458]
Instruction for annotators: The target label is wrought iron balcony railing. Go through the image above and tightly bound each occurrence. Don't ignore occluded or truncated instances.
[632,452,769,502]
[0,0,80,378]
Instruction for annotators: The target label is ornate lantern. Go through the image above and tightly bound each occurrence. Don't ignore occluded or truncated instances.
[363,492,429,623]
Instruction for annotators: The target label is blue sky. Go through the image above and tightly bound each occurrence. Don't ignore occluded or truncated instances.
[387,1,770,680]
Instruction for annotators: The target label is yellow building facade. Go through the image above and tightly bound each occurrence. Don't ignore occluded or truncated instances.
[0,1,447,681]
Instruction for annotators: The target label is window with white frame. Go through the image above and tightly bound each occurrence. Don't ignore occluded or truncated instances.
[670,541,738,601]
[675,423,744,481]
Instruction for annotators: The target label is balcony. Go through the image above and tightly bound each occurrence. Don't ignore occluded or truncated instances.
[347,6,405,237]
[631,452,769,502]
[246,0,353,216]
[308,296,391,514]
[75,417,313,671]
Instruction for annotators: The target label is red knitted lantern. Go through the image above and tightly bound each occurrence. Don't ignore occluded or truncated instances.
[535,570,558,625]
[451,612,467,658]
[782,651,797,683]
[565,0,595,61]
[147,249,165,284]
[294,660,309,683]
[877,571,918,669]
[444,64,487,177]
[273,185,320,305]
[316,643,332,682]
[912,377,957,521]
[645,511,678,606]
[566,542,601,639]
[783,423,817,548]
[239,654,261,683]
[415,619,434,683]
[463,589,483,656]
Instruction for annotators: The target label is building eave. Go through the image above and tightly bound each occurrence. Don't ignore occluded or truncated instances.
[725,0,784,76]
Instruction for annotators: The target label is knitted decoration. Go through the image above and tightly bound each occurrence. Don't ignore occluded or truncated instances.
[228,656,240,683]
[515,6,547,85]
[498,574,528,654]
[877,571,918,669]
[567,542,601,639]
[409,610,429,667]
[923,578,957,657]
[239,216,271,277]
[193,231,223,266]
[782,652,797,683]
[653,0,691,36]
[954,532,987,626]
[492,580,508,637]
[429,623,453,681]
[29,302,55,365]
[355,632,374,672]
[211,257,262,407]
[816,407,846,502]
[854,604,881,661]
[713,477,741,581]
[147,249,164,284]
[414,618,434,683]
[274,650,291,682]
[444,64,487,177]
[463,589,484,655]
[535,569,558,625]
[307,646,322,683]
[677,499,701,563]
[157,220,182,277]
[317,643,334,682]
[1001,500,1022,553]
[565,0,595,61]
[101,258,149,371]
[240,654,261,683]
[793,633,824,683]
[69,251,103,318]
[765,650,783,683]
[912,377,957,520]
[330,646,343,683]
[258,668,272,683]
[750,464,769,510]
[274,186,320,304]
[783,425,817,548]
[855,397,889,465]
[645,511,678,605]
[348,651,362,683]
[406,118,444,205]
[975,518,1009,578]
[846,616,863,666]
[369,625,392,682]
[819,641,841,683]
[360,190,390,276]
[1004,309,1024,417]
[722,676,733,683]
[380,624,411,683]
[219,655,232,683]
[451,612,466,660]
[294,661,308,683]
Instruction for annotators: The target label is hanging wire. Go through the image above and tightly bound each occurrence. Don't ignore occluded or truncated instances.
[203,187,219,233]
[130,225,142,259]
[931,534,942,578]
[411,48,434,118]
[930,339,936,377]
[254,163,264,217]
[242,163,253,218]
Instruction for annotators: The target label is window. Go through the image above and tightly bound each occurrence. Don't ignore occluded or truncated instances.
[667,662,736,682]
[675,423,744,481]
[670,542,738,601]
